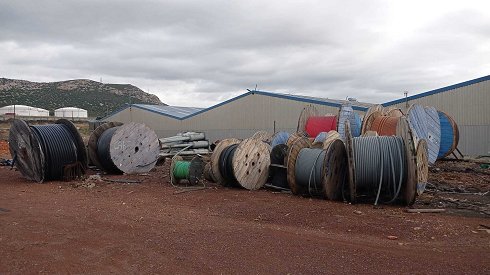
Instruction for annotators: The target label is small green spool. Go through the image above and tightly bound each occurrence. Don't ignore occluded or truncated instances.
[173,161,191,179]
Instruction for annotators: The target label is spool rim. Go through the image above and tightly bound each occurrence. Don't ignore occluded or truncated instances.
[297,105,319,133]
[361,110,382,135]
[8,119,45,182]
[232,138,271,190]
[87,121,123,170]
[322,130,341,150]
[210,138,241,186]
[170,155,184,185]
[416,139,429,195]
[396,116,418,205]
[322,139,346,200]
[189,156,204,185]
[55,119,88,169]
[344,120,357,203]
[286,135,312,195]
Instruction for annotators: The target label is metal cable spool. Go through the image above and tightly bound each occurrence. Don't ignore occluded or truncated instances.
[269,144,289,188]
[8,119,87,182]
[304,116,337,138]
[170,156,204,185]
[293,139,347,200]
[89,122,160,174]
[437,111,459,159]
[370,116,400,136]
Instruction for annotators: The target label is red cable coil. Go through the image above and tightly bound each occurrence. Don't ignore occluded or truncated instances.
[370,116,400,136]
[305,116,337,137]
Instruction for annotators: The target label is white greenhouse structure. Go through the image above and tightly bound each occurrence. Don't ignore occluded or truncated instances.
[54,107,88,118]
[0,105,49,117]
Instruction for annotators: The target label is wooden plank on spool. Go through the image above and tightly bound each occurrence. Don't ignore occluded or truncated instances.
[396,117,418,205]
[286,136,311,195]
[361,110,382,135]
[251,131,272,143]
[8,119,44,182]
[424,106,441,165]
[322,139,347,200]
[344,121,357,203]
[87,122,123,169]
[109,122,160,174]
[232,138,271,190]
[296,105,319,133]
[416,139,429,195]
[322,130,341,150]
[210,138,241,186]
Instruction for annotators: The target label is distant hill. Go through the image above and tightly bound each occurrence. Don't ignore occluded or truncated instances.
[0,78,164,117]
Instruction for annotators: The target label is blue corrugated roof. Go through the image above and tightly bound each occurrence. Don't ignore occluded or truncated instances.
[383,75,490,107]
[131,104,204,119]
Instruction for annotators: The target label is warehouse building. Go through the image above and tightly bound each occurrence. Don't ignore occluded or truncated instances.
[0,105,49,117]
[102,90,371,142]
[383,75,490,156]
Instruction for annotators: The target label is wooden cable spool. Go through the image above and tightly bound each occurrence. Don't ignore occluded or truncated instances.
[322,130,341,150]
[251,131,273,143]
[384,108,404,117]
[88,121,124,169]
[361,104,383,134]
[210,138,241,186]
[286,135,312,195]
[88,122,160,174]
[370,116,401,136]
[232,138,271,190]
[416,139,429,195]
[297,104,319,133]
[395,117,418,205]
[203,161,216,182]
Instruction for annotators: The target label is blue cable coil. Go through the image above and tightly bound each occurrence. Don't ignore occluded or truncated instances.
[438,111,455,158]
[271,131,290,148]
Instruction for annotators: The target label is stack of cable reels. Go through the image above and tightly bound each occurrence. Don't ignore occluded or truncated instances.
[170,155,204,186]
[286,134,312,195]
[88,122,160,174]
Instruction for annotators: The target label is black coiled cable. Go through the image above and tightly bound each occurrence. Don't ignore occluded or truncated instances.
[96,126,121,173]
[269,144,289,188]
[30,124,78,180]
[218,144,239,186]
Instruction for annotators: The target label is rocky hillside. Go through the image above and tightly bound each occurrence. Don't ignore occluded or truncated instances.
[0,78,164,117]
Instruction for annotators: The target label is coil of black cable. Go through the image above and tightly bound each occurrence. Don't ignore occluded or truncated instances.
[218,144,239,186]
[96,126,121,173]
[269,144,289,188]
[30,124,78,180]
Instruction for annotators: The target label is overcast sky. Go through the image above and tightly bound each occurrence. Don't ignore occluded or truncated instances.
[0,0,489,107]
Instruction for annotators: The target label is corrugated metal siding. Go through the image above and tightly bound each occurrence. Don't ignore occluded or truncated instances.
[105,94,357,142]
[385,80,490,156]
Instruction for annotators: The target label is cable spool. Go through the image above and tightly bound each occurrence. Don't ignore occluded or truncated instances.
[203,162,216,182]
[88,122,160,174]
[370,116,401,136]
[294,139,347,200]
[361,104,384,134]
[286,135,312,195]
[8,119,87,182]
[271,131,290,148]
[304,116,338,138]
[210,138,241,186]
[312,130,341,150]
[297,104,320,133]
[170,156,204,185]
[251,131,272,143]
[345,118,418,205]
[424,106,441,163]
[218,143,240,186]
[269,144,289,188]
[384,108,404,117]
[437,111,459,159]
[338,105,362,139]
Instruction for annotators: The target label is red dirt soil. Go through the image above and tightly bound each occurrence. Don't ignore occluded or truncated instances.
[0,164,489,274]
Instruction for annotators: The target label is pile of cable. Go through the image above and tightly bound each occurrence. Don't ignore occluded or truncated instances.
[159,132,210,158]
[294,148,326,196]
[369,116,400,136]
[304,116,337,137]
[218,144,240,187]
[351,136,407,205]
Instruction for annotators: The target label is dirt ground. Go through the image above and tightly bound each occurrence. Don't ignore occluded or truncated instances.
[1,158,489,274]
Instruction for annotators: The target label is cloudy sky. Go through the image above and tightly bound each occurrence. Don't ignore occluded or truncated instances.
[0,0,489,107]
